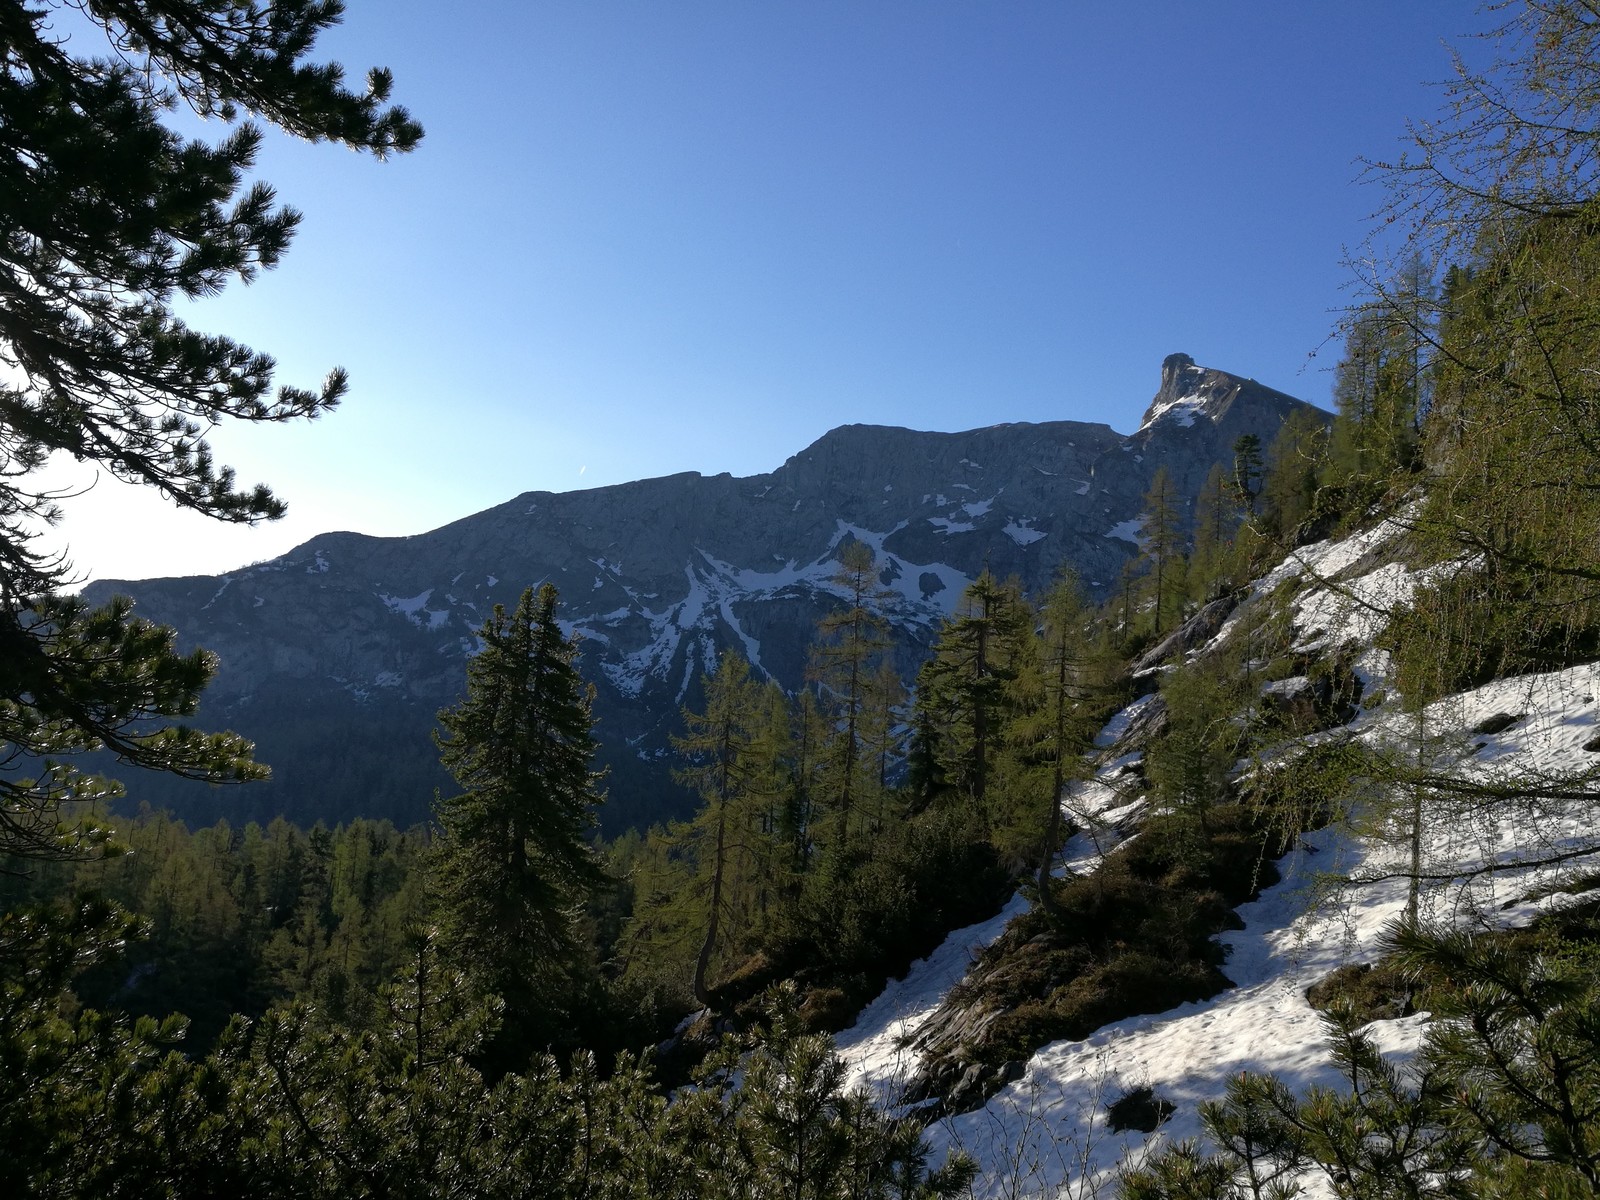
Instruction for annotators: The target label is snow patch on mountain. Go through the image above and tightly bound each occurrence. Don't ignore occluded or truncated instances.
[1104,517,1145,544]
[589,529,974,698]
[1140,395,1209,430]
[379,588,452,630]
[1003,519,1047,546]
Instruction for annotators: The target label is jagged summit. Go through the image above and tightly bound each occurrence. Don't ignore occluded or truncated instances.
[1138,351,1308,432]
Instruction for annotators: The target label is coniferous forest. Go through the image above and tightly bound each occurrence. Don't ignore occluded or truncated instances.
[10,2,1600,1197]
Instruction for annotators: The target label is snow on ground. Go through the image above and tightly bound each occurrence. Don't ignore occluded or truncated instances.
[1192,511,1434,665]
[837,700,1154,1103]
[1093,694,1159,748]
[914,653,1600,1197]
[836,891,1032,1100]
[831,514,1600,1196]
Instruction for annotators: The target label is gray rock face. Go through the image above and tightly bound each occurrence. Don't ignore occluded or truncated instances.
[85,357,1324,833]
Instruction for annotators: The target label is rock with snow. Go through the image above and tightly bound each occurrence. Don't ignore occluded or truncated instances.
[1129,593,1240,678]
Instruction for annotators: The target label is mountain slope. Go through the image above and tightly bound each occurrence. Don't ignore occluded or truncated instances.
[830,509,1600,1196]
[86,355,1321,832]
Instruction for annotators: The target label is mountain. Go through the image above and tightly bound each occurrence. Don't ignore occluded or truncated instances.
[85,354,1322,832]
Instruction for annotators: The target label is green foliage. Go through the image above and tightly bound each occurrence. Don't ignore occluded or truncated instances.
[1366,5,1600,705]
[0,809,431,1049]
[433,584,607,1056]
[0,594,267,860]
[1324,281,1427,511]
[700,805,1011,1034]
[1386,565,1600,700]
[694,986,978,1199]
[1259,407,1333,544]
[1145,652,1253,831]
[1141,466,1187,635]
[912,572,1035,836]
[808,542,897,862]
[1011,573,1099,907]
[1190,462,1243,603]
[648,652,777,1005]
[0,0,418,862]
[1,904,972,1199]
[1231,435,1264,515]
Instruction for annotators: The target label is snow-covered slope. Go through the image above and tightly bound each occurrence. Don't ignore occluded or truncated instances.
[834,515,1600,1197]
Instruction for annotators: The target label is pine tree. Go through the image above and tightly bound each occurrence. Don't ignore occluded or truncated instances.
[0,2,419,860]
[432,584,606,1031]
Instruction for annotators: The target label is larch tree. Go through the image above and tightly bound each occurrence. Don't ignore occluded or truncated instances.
[1259,406,1330,540]
[1027,573,1095,914]
[432,584,606,1023]
[1189,462,1234,602]
[0,0,420,859]
[671,651,762,1006]
[1139,465,1184,635]
[806,540,892,862]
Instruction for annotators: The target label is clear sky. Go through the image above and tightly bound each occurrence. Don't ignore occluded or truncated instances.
[51,1,1484,586]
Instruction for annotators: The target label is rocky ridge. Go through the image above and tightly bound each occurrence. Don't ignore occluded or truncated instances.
[86,356,1323,832]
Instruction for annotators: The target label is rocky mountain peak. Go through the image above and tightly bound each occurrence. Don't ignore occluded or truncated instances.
[1139,352,1300,432]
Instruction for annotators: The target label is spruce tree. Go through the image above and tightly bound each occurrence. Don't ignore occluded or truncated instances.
[1230,434,1264,516]
[432,584,606,1033]
[0,2,420,859]
[912,572,1034,832]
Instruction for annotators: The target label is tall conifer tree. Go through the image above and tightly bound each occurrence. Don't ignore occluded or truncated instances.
[432,584,605,1027]
[671,652,762,1005]
[1140,465,1185,634]
[912,572,1033,831]
[807,541,892,861]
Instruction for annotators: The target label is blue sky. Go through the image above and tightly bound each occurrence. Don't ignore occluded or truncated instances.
[55,1,1482,584]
